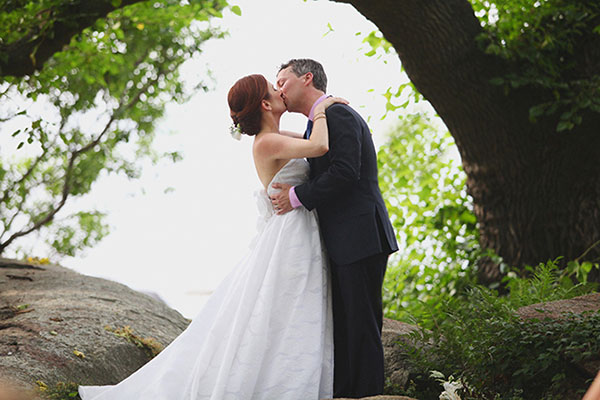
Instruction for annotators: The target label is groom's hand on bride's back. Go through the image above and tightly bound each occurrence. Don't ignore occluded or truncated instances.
[270,183,293,215]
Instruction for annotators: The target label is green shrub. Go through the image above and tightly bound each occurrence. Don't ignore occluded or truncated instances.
[504,258,598,308]
[396,260,599,400]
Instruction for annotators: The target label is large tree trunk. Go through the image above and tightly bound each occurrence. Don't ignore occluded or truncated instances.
[339,0,600,281]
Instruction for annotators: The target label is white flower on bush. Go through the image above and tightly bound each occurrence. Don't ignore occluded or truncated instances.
[440,380,463,400]
[430,370,463,400]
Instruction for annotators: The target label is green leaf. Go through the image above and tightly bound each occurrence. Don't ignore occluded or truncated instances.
[207,7,223,18]
[230,5,242,16]
[529,104,546,122]
[581,261,593,274]
[556,120,574,132]
[111,0,122,7]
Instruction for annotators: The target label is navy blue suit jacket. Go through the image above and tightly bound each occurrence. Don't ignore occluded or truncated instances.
[295,104,398,265]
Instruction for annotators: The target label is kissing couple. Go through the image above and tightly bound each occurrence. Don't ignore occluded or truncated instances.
[79,58,398,400]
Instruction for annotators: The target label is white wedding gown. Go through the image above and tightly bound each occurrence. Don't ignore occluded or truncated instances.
[79,158,334,400]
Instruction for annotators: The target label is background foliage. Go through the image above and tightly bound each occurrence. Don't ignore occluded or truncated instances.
[470,0,600,132]
[377,114,481,325]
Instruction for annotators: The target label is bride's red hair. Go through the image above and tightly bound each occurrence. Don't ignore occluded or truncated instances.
[227,74,270,136]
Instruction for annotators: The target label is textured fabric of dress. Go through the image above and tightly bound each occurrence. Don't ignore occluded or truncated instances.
[79,158,334,400]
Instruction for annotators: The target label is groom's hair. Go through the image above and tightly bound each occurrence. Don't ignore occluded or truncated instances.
[279,59,327,92]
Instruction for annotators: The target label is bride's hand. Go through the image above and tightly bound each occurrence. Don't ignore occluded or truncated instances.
[314,96,349,114]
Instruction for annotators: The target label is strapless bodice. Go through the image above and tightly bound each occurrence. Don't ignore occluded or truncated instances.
[266,158,310,197]
[254,159,310,230]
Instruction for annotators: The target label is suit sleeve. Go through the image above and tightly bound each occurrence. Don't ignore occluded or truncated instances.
[295,104,362,211]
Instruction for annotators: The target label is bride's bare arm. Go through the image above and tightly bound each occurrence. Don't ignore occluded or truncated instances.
[279,130,304,139]
[254,97,348,160]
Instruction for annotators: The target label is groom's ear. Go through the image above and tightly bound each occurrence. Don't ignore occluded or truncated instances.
[303,72,314,87]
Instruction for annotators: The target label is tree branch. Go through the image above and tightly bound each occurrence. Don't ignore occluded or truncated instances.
[0,69,160,254]
[0,117,112,254]
[0,119,64,206]
[0,154,74,254]
[0,0,148,77]
[0,200,26,241]
[336,0,526,164]
[336,0,489,93]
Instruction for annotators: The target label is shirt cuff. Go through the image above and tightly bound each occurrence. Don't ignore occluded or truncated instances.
[289,186,303,209]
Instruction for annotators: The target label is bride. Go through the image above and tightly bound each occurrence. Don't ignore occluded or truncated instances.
[78,74,346,400]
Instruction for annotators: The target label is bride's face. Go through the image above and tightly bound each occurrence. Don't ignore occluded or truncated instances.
[266,82,286,114]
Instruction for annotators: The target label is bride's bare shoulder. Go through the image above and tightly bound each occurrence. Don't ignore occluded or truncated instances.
[255,131,281,139]
[253,132,285,155]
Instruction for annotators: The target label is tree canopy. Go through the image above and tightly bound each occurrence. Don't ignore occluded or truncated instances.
[0,0,228,257]
[1,0,145,76]
[0,0,235,77]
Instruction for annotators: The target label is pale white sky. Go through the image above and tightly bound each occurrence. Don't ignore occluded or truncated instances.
[5,0,411,317]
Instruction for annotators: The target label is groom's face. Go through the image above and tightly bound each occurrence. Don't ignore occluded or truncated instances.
[276,67,306,113]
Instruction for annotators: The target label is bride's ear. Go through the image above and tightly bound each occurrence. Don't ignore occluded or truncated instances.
[261,99,272,111]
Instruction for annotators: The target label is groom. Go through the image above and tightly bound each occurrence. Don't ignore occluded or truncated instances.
[271,59,398,398]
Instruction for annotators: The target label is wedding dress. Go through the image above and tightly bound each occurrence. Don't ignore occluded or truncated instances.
[78,158,333,400]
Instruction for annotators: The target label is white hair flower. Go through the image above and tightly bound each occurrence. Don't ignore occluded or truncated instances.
[229,123,242,141]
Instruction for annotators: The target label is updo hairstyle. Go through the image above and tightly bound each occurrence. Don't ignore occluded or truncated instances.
[227,74,270,136]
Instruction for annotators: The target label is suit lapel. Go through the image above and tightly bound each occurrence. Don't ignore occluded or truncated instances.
[304,119,313,140]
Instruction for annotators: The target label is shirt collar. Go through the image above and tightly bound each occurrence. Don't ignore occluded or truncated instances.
[308,94,329,121]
